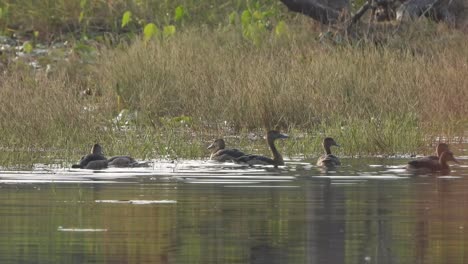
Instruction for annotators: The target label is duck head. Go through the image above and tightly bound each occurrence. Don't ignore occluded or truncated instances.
[435,143,450,157]
[323,137,340,148]
[440,151,459,164]
[207,139,225,152]
[91,144,104,155]
[267,130,289,141]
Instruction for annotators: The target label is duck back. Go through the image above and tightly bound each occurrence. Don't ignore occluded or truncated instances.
[317,154,340,167]
[212,148,245,162]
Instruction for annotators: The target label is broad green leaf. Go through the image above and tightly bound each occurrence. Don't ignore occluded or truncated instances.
[275,21,288,38]
[0,6,8,19]
[163,25,176,38]
[241,10,251,28]
[243,24,254,39]
[143,23,159,41]
[253,11,263,20]
[79,11,85,23]
[228,11,237,25]
[121,11,132,28]
[23,42,33,53]
[174,5,185,22]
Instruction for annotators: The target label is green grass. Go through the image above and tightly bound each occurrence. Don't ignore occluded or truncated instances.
[0,0,286,41]
[0,2,467,167]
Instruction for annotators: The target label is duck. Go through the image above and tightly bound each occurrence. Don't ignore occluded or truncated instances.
[108,155,150,167]
[316,137,340,167]
[406,150,459,173]
[107,155,139,167]
[82,159,109,170]
[405,143,450,170]
[207,138,246,162]
[235,130,289,168]
[418,142,450,161]
[71,143,108,170]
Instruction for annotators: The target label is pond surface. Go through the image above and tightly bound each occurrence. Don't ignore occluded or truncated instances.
[0,153,467,263]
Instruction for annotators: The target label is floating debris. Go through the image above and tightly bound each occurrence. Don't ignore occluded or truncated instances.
[57,227,108,232]
[95,200,177,204]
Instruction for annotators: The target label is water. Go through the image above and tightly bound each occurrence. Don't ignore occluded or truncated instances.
[0,155,467,264]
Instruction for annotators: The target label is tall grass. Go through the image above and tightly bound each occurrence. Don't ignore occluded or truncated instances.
[0,23,467,166]
[96,26,467,130]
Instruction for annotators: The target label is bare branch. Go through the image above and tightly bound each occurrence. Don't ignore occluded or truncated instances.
[279,0,345,24]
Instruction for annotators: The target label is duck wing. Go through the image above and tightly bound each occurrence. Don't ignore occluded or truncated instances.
[407,158,439,171]
[79,154,107,168]
[235,155,275,166]
[317,154,340,167]
[84,159,108,170]
[108,156,139,167]
[212,148,246,161]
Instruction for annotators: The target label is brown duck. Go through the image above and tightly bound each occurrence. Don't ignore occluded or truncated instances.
[207,138,246,162]
[406,150,459,173]
[235,130,289,168]
[71,144,108,170]
[316,137,340,167]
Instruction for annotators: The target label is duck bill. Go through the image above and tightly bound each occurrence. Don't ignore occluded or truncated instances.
[207,143,215,150]
[279,134,289,139]
[453,158,460,164]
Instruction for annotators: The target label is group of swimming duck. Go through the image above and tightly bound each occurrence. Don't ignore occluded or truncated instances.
[71,144,144,170]
[72,130,459,173]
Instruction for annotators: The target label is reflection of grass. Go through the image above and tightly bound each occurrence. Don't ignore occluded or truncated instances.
[0,25,467,166]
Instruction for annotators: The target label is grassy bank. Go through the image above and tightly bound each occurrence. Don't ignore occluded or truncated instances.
[96,26,468,128]
[1,29,467,165]
[1,21,467,166]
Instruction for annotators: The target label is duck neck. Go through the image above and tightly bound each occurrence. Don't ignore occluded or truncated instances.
[439,156,449,170]
[211,147,220,154]
[268,138,283,164]
[324,144,332,155]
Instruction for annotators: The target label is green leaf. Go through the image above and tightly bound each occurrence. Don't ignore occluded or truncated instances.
[174,5,185,22]
[0,5,9,19]
[228,11,237,25]
[121,11,132,28]
[241,10,251,28]
[263,10,274,18]
[23,42,33,54]
[252,11,263,21]
[79,11,85,23]
[163,25,176,38]
[143,23,159,41]
[275,21,288,38]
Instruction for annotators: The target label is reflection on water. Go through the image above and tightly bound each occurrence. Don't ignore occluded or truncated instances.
[0,154,467,263]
